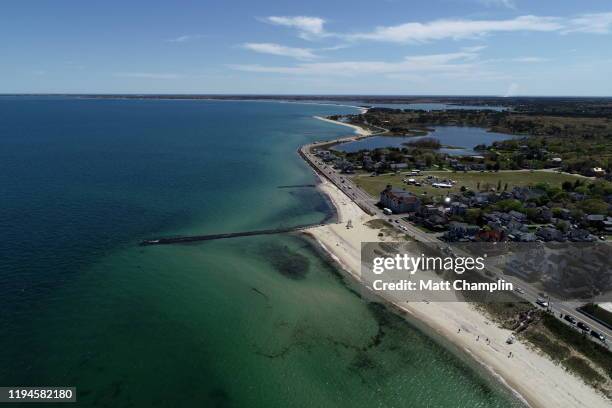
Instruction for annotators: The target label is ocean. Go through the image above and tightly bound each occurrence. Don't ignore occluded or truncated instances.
[0,97,523,407]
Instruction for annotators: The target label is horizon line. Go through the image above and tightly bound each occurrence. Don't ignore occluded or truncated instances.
[2,93,612,99]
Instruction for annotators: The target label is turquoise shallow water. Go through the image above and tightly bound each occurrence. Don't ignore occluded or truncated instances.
[0,97,523,407]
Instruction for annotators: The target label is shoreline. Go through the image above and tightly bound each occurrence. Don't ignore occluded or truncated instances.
[313,115,371,136]
[302,120,610,408]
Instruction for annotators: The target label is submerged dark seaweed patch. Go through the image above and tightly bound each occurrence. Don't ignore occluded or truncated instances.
[350,351,377,371]
[259,243,310,280]
[208,388,231,408]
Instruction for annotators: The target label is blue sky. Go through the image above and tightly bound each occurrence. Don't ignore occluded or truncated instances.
[2,0,612,95]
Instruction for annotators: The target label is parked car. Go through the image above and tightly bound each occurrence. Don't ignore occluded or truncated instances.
[590,330,606,342]
[535,298,548,308]
[563,315,577,325]
[577,322,590,332]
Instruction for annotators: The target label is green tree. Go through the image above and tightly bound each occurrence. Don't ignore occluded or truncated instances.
[562,181,573,191]
[579,199,609,215]
[465,208,482,225]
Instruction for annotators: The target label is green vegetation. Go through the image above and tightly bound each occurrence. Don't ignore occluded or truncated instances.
[476,304,612,393]
[404,137,442,149]
[524,330,571,362]
[564,356,607,385]
[365,219,394,230]
[347,108,612,176]
[352,170,583,198]
[540,314,612,380]
[475,301,533,330]
[364,219,412,240]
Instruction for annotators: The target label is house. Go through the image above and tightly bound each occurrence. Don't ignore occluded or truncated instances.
[592,167,606,177]
[511,186,545,201]
[508,210,527,223]
[605,217,612,233]
[471,192,492,207]
[536,227,565,242]
[390,163,409,171]
[531,206,552,223]
[568,229,595,242]
[470,163,486,171]
[510,231,537,242]
[424,214,448,230]
[506,219,527,233]
[380,185,421,213]
[585,214,605,229]
[476,228,505,242]
[449,202,468,216]
[419,204,438,217]
[446,222,480,241]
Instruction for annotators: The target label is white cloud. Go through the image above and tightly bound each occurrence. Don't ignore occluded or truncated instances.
[565,12,612,34]
[478,0,516,9]
[263,16,327,39]
[511,56,549,62]
[230,51,482,77]
[114,72,180,79]
[242,43,318,60]
[257,12,612,45]
[166,34,207,43]
[404,51,479,64]
[462,45,487,52]
[347,15,563,43]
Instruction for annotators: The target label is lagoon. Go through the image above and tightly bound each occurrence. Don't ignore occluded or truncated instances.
[333,126,515,156]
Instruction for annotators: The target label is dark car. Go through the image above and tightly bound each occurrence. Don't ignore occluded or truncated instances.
[590,330,606,342]
[563,315,577,325]
[577,322,590,332]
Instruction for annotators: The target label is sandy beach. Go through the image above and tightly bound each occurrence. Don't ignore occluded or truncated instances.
[304,175,610,408]
[313,115,372,137]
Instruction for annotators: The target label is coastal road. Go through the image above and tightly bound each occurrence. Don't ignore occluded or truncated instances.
[300,137,611,343]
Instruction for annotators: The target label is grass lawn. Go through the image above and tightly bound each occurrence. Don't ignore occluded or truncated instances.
[352,170,583,199]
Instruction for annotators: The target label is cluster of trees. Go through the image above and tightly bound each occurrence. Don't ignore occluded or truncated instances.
[404,137,441,149]
[447,179,611,228]
[345,109,611,177]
